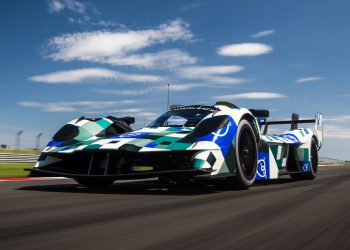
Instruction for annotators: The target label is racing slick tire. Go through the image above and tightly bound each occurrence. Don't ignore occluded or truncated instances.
[233,119,258,189]
[290,137,318,180]
[74,177,115,188]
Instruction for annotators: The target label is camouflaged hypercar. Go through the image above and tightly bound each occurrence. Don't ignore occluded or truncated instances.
[27,101,323,189]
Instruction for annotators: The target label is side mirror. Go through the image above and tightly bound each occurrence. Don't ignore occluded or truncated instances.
[249,109,270,118]
[122,116,135,125]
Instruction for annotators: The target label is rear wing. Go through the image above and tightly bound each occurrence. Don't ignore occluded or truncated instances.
[261,113,323,148]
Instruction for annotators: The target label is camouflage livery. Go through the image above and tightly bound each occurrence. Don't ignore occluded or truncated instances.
[29,102,323,188]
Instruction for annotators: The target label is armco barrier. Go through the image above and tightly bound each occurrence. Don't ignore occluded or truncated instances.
[0,153,39,163]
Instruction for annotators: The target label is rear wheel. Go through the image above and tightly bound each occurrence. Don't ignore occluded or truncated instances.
[290,138,318,180]
[233,119,258,189]
[74,178,115,188]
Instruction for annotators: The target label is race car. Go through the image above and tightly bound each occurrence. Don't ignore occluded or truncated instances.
[27,101,323,189]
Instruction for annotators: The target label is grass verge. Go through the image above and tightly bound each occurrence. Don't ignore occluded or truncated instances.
[0,149,39,155]
[0,163,34,178]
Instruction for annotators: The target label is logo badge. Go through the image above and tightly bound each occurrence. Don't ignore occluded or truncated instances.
[279,134,300,143]
[256,151,270,180]
[257,159,267,178]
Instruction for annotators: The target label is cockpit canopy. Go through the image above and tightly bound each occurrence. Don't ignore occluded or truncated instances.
[148,105,218,127]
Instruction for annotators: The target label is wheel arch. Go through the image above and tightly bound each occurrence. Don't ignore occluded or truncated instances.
[240,113,261,142]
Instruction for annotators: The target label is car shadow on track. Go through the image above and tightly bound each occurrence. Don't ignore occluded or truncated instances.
[254,178,297,186]
[17,181,223,196]
[17,177,296,196]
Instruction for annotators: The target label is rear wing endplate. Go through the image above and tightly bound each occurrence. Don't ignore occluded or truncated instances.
[315,113,323,148]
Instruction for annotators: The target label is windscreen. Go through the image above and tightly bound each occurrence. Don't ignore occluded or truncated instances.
[148,106,218,127]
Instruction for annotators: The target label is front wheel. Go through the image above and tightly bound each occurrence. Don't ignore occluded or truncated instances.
[233,119,258,189]
[74,178,115,188]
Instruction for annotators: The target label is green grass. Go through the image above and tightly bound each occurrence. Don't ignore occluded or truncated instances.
[0,149,40,155]
[0,163,34,178]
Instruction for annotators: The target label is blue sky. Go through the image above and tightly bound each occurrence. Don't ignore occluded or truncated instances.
[0,0,349,160]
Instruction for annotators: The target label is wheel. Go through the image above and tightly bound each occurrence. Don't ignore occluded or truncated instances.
[74,177,115,188]
[290,138,318,180]
[233,119,258,189]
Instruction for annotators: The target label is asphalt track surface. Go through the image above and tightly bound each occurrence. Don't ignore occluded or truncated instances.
[0,165,350,250]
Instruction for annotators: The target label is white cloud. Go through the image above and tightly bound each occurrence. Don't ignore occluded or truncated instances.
[105,49,197,68]
[66,14,125,29]
[49,0,65,12]
[48,0,87,14]
[178,65,246,85]
[46,19,196,68]
[168,83,203,91]
[18,100,138,112]
[28,68,164,84]
[179,65,244,78]
[296,77,323,83]
[85,108,157,117]
[0,123,10,129]
[84,109,159,126]
[180,3,201,11]
[98,83,203,96]
[85,108,144,115]
[205,76,246,85]
[321,114,350,139]
[251,30,275,38]
[325,114,350,123]
[217,43,273,57]
[90,20,127,29]
[99,89,153,96]
[214,92,287,100]
[323,124,350,140]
